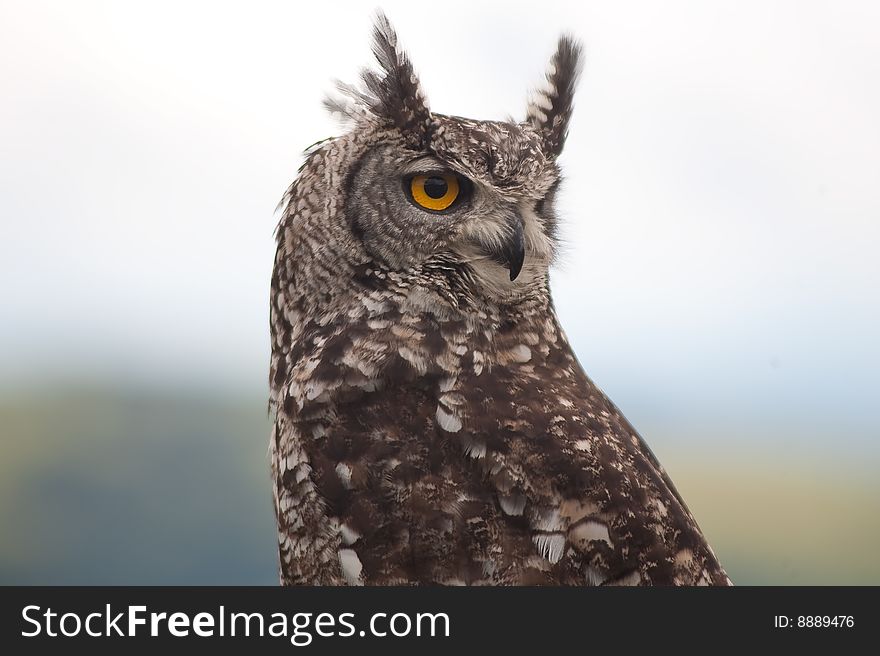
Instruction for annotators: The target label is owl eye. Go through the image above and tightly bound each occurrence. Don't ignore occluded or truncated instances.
[408,173,461,212]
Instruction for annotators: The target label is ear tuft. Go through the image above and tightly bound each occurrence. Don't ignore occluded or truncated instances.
[359,12,433,146]
[526,36,583,157]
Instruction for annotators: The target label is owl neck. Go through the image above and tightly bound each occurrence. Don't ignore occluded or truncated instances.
[349,256,554,323]
[273,248,561,416]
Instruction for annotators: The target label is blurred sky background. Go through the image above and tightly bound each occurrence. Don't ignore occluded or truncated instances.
[1,0,879,584]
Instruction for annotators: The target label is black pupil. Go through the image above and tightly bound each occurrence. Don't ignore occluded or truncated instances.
[423,176,448,199]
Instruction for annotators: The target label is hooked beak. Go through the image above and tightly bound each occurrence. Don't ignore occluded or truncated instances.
[491,213,526,281]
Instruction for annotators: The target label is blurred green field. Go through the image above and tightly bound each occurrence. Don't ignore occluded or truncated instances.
[0,388,276,584]
[1,388,878,585]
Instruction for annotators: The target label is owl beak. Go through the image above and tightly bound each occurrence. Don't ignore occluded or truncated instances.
[498,214,526,281]
[471,212,526,281]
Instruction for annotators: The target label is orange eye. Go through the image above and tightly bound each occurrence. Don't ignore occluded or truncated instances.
[410,173,460,211]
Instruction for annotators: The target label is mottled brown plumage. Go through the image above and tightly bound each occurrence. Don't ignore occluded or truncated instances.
[269,14,730,586]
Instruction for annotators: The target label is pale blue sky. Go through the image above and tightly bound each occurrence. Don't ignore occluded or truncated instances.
[1,0,878,446]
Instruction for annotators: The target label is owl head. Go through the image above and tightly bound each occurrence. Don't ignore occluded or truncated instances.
[280,13,582,309]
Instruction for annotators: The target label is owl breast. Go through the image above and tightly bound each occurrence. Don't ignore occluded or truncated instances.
[272,304,728,586]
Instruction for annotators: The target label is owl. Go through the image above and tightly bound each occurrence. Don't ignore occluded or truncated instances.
[269,13,730,586]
